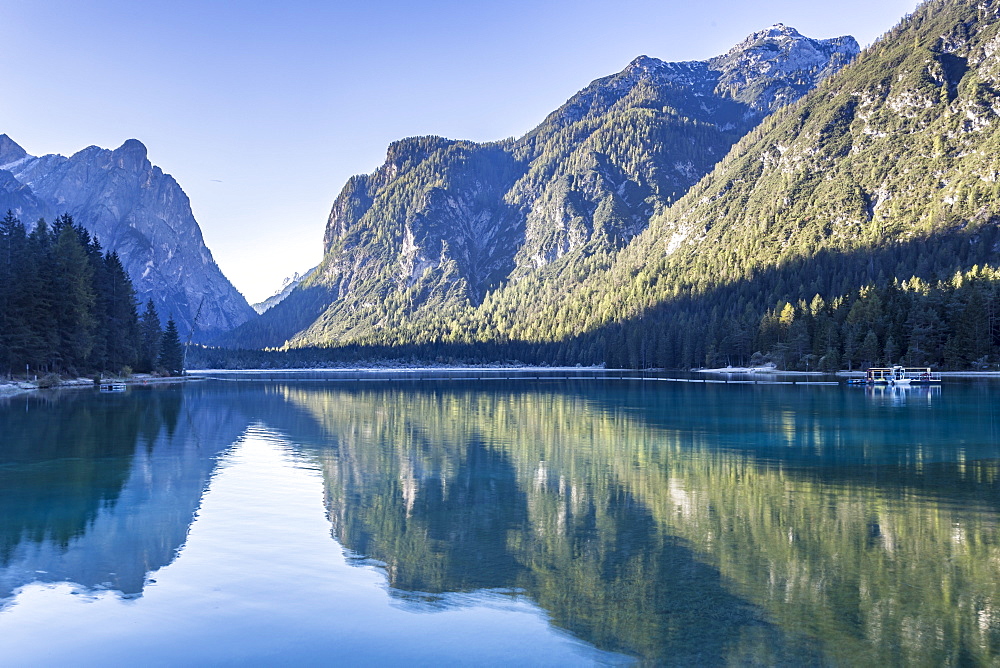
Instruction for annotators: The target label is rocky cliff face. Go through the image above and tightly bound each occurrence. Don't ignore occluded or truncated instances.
[708,24,858,114]
[225,25,858,349]
[0,136,256,338]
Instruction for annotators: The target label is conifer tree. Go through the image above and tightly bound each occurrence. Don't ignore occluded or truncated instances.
[50,219,96,371]
[0,210,20,374]
[22,220,55,371]
[86,232,110,371]
[102,251,140,373]
[159,316,184,376]
[138,299,162,373]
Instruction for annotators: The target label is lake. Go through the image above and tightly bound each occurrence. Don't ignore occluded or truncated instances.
[0,378,998,665]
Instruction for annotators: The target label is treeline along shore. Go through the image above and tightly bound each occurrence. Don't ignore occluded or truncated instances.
[192,255,1000,376]
[5,210,999,376]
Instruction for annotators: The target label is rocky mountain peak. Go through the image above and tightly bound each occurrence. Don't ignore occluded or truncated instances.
[557,25,857,128]
[112,138,149,171]
[713,23,860,76]
[625,55,664,73]
[708,24,860,113]
[0,134,29,168]
[734,23,803,47]
[251,267,317,315]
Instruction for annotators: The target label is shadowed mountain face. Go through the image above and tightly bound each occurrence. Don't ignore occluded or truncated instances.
[222,26,858,349]
[0,136,255,338]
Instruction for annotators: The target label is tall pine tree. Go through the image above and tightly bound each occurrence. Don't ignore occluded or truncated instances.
[138,299,162,373]
[49,217,96,371]
[102,251,140,373]
[159,317,184,376]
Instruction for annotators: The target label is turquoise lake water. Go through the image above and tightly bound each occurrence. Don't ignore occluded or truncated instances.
[0,379,998,665]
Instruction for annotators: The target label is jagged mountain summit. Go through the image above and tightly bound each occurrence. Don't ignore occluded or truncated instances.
[223,25,858,350]
[507,25,857,274]
[0,136,256,337]
[708,24,858,113]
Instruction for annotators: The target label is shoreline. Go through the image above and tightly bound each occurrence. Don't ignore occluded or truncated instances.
[699,367,1000,379]
[695,367,825,376]
[0,374,201,399]
[4,366,1000,398]
[191,365,605,374]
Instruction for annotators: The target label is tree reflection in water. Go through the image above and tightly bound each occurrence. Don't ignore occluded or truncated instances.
[1,380,998,664]
[286,381,1000,665]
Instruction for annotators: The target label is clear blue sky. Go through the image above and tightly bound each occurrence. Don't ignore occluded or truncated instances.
[0,0,920,303]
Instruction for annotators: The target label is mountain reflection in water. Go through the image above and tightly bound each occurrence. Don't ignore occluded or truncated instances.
[0,379,998,665]
[0,386,242,603]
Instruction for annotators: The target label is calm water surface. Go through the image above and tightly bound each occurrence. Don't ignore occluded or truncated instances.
[0,379,999,665]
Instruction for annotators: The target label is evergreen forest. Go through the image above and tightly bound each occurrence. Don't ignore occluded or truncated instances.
[0,211,183,378]
[191,258,1000,371]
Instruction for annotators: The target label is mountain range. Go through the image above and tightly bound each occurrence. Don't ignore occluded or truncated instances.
[252,268,315,314]
[11,0,996,372]
[220,24,860,350]
[0,136,255,338]
[211,0,1000,372]
[475,0,1000,370]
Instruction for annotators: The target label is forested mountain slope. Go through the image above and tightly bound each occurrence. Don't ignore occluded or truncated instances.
[222,25,857,350]
[338,0,1000,371]
[496,0,1000,369]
